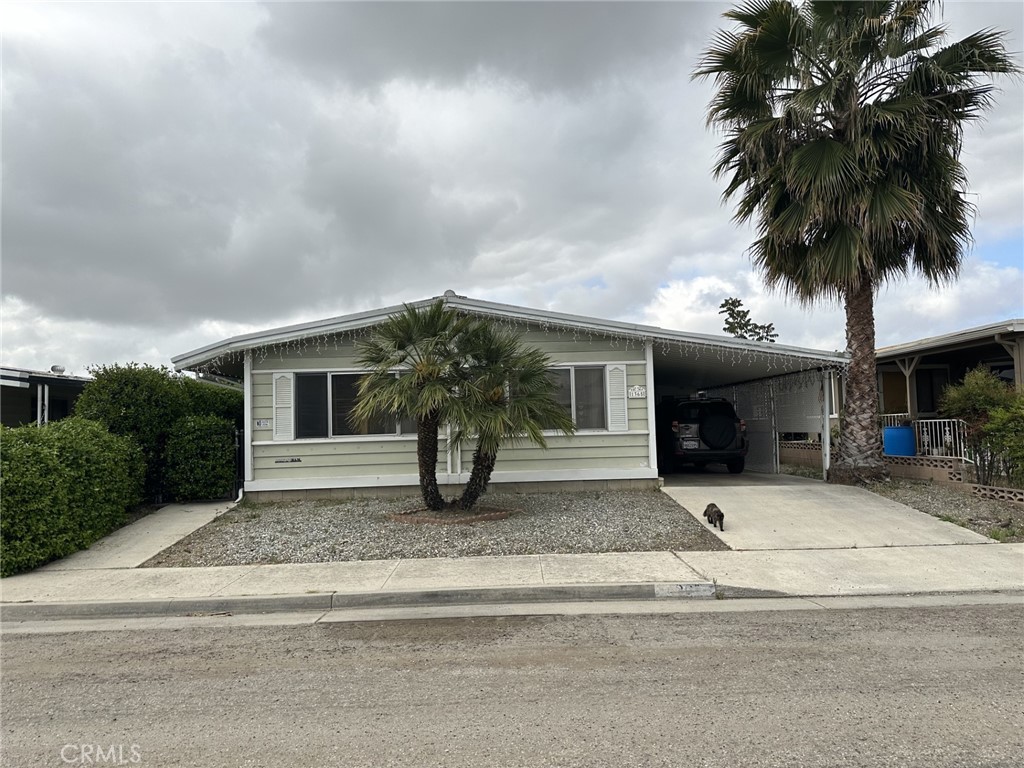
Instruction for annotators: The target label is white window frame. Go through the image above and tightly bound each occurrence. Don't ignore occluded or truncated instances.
[547,364,629,433]
[272,369,417,443]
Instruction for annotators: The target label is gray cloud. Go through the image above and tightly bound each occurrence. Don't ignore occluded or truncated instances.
[257,2,723,93]
[1,1,1020,375]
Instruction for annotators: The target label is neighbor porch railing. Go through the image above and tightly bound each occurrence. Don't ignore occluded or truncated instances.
[914,418,972,462]
[878,415,973,463]
[880,413,910,428]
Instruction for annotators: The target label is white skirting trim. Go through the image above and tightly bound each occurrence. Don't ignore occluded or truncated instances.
[246,467,658,493]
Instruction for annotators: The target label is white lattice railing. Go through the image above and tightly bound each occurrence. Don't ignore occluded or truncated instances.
[881,413,911,428]
[914,419,972,463]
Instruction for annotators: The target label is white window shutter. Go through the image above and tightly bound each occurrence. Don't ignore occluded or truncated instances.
[272,373,294,441]
[607,365,628,432]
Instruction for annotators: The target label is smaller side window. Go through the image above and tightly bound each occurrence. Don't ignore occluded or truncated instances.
[295,373,328,438]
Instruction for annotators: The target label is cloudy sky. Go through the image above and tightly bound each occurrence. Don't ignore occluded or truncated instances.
[3,1,1022,376]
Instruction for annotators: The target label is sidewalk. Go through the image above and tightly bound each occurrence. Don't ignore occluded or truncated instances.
[2,499,1022,622]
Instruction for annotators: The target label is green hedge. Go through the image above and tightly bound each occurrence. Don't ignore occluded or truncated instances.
[75,364,242,500]
[165,415,237,502]
[1,418,144,577]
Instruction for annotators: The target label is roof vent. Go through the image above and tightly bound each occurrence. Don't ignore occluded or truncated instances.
[50,365,66,375]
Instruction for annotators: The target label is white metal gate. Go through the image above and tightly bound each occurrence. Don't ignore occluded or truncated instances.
[709,371,828,474]
[707,381,777,473]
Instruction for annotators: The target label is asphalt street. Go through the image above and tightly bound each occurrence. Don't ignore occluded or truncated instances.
[2,604,1022,767]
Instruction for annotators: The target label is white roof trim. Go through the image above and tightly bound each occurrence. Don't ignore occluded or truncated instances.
[876,319,1024,359]
[0,367,92,385]
[172,294,848,370]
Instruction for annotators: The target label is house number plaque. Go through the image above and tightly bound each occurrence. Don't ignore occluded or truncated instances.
[627,385,646,398]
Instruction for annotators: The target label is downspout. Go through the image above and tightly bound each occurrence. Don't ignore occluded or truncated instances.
[821,370,831,480]
[644,340,658,478]
[243,350,254,489]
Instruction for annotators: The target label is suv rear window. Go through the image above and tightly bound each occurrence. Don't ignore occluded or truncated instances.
[676,402,736,422]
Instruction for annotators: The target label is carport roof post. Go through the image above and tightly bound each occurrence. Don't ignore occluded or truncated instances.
[171,293,849,387]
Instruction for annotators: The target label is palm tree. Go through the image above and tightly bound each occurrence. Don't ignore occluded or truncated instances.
[352,300,469,510]
[448,320,575,510]
[695,0,1018,482]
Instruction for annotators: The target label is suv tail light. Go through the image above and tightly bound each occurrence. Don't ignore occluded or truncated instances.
[739,419,747,432]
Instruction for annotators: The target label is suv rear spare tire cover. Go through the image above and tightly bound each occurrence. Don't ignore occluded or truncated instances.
[699,411,735,450]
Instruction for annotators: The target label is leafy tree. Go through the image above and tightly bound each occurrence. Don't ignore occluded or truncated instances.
[718,297,778,342]
[695,0,1017,483]
[941,367,1016,484]
[985,397,1024,488]
[448,320,575,510]
[352,301,471,510]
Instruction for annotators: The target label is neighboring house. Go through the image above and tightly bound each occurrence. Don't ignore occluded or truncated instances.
[0,366,90,427]
[172,293,847,499]
[876,319,1024,418]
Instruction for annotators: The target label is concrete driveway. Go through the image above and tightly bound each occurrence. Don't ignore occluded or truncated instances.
[661,470,994,550]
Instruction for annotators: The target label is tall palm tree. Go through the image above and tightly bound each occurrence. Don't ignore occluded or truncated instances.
[448,320,575,510]
[352,300,469,510]
[695,0,1018,482]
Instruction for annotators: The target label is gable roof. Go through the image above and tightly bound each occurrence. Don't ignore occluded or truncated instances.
[172,292,847,384]
[876,319,1024,361]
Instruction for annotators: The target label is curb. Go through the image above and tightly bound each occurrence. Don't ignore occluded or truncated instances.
[0,581,716,622]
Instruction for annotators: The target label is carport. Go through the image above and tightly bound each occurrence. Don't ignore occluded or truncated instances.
[648,332,846,476]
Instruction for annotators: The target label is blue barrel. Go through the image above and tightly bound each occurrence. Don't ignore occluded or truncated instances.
[882,426,916,456]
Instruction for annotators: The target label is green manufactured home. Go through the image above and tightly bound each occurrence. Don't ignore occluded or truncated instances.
[173,293,846,499]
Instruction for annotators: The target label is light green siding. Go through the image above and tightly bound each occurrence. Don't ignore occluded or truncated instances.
[626,365,648,431]
[246,321,653,486]
[253,438,444,480]
[515,330,646,364]
[463,433,650,474]
[252,336,364,372]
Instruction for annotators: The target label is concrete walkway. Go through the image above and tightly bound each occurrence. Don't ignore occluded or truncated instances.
[661,473,991,549]
[1,494,1022,622]
[38,500,235,571]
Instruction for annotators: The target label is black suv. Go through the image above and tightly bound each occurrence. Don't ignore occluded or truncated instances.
[656,395,747,474]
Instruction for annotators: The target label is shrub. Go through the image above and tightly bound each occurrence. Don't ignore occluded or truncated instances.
[0,419,144,577]
[47,418,145,538]
[940,368,1016,485]
[75,363,189,499]
[182,377,243,430]
[165,415,237,501]
[985,397,1024,488]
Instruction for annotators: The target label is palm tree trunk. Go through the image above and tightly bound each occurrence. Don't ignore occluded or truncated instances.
[417,410,446,510]
[457,444,497,510]
[829,272,887,484]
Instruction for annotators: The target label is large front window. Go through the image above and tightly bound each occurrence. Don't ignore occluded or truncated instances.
[548,366,607,430]
[294,373,412,438]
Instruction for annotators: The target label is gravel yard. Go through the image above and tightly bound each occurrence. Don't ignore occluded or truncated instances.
[865,478,1024,543]
[142,490,729,567]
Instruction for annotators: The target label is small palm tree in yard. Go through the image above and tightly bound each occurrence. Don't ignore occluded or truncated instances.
[352,300,470,511]
[353,302,574,512]
[449,321,575,510]
[695,0,1018,483]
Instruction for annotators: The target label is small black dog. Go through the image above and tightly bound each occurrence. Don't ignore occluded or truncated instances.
[703,503,725,532]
